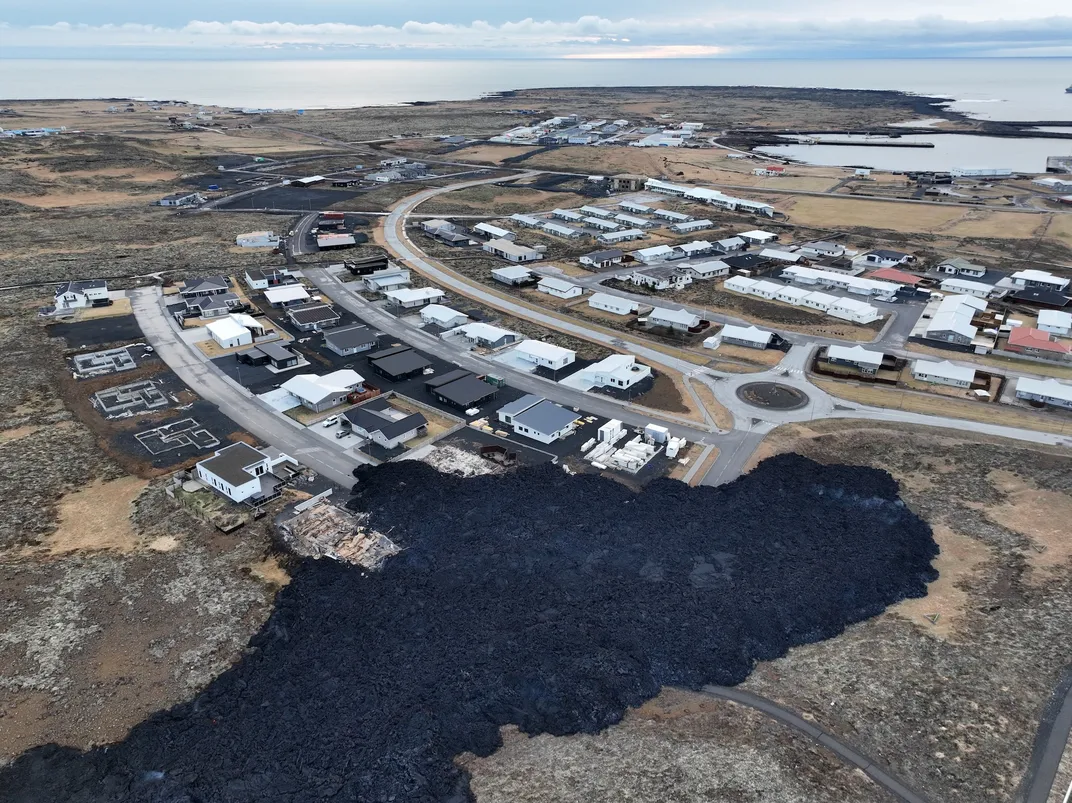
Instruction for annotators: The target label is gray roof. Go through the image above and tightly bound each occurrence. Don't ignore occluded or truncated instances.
[324,325,379,350]
[257,342,296,361]
[370,349,432,378]
[345,404,426,441]
[430,375,497,407]
[197,292,239,310]
[287,302,340,325]
[582,249,624,262]
[55,279,107,296]
[425,369,472,390]
[199,442,268,486]
[498,394,543,418]
[512,400,580,435]
[184,275,229,292]
[367,345,411,361]
[869,249,911,260]
[246,268,293,282]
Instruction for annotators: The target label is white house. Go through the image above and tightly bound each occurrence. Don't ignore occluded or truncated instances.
[648,307,701,331]
[496,395,581,444]
[826,344,884,374]
[54,280,109,310]
[937,257,988,278]
[580,354,652,390]
[540,222,584,239]
[653,208,692,223]
[759,248,803,264]
[749,280,783,300]
[1038,310,1072,337]
[940,277,996,298]
[828,298,882,324]
[510,213,541,228]
[598,228,647,244]
[551,209,585,223]
[723,275,759,295]
[581,205,615,218]
[446,322,521,349]
[195,443,297,504]
[589,292,639,316]
[710,324,774,350]
[584,216,620,232]
[385,287,446,309]
[491,265,535,285]
[683,260,729,280]
[753,166,786,177]
[1015,377,1072,410]
[713,236,747,254]
[206,316,257,349]
[420,304,469,329]
[243,267,295,291]
[280,370,365,412]
[619,201,653,214]
[673,241,713,260]
[800,291,839,312]
[630,265,692,291]
[614,213,656,229]
[912,360,977,388]
[159,191,205,207]
[513,340,576,371]
[483,239,543,262]
[670,219,714,234]
[537,277,583,299]
[263,285,310,307]
[579,249,624,269]
[798,241,846,259]
[633,244,676,264]
[775,285,811,305]
[472,222,514,241]
[857,249,915,268]
[421,219,454,234]
[235,231,280,248]
[738,230,779,244]
[363,268,411,293]
[1009,269,1070,292]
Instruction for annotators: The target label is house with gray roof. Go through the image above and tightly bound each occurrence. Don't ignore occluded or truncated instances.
[495,395,580,444]
[324,325,379,356]
[54,280,109,310]
[343,399,427,450]
[195,442,298,504]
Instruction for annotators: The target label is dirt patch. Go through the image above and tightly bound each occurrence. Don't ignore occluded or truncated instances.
[28,476,149,556]
[246,556,291,588]
[983,469,1072,581]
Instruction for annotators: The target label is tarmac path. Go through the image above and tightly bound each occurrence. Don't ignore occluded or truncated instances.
[130,287,370,488]
[701,685,932,803]
[1018,666,1072,803]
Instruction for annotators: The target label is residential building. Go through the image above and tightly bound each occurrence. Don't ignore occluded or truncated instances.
[1038,310,1072,337]
[858,249,915,268]
[384,288,446,309]
[683,260,729,280]
[584,216,620,231]
[951,167,1013,178]
[724,275,759,295]
[315,233,361,250]
[912,360,977,388]
[195,443,297,504]
[753,166,786,177]
[614,213,656,229]
[1015,377,1072,409]
[1006,327,1072,359]
[775,285,811,305]
[710,324,775,350]
[759,248,804,264]
[420,304,469,329]
[798,241,846,259]
[244,267,295,290]
[323,325,379,356]
[446,322,521,349]
[206,316,258,349]
[263,285,311,308]
[286,303,341,332]
[483,239,544,262]
[491,265,535,285]
[712,237,747,254]
[937,257,988,278]
[540,221,584,239]
[54,280,109,310]
[828,298,882,324]
[633,244,676,264]
[940,277,996,298]
[181,276,230,299]
[780,266,901,300]
[738,230,779,244]
[421,219,454,234]
[184,293,242,319]
[581,205,615,218]
[826,345,884,374]
[609,174,647,192]
[367,347,433,381]
[280,370,365,412]
[510,213,541,228]
[343,400,427,449]
[159,191,205,207]
[653,209,692,223]
[630,265,692,291]
[235,231,279,248]
[472,222,514,241]
[670,219,714,234]
[648,307,701,331]
[924,295,987,345]
[425,371,498,409]
[598,228,647,244]
[580,354,652,390]
[579,249,624,269]
[496,396,581,444]
[551,208,585,223]
[748,280,783,300]
[537,277,583,299]
[868,267,922,286]
[1009,269,1070,292]
[589,293,639,316]
[237,342,300,371]
[800,291,839,312]
[618,201,653,214]
[513,340,575,371]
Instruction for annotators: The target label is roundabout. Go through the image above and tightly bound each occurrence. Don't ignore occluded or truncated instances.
[735,382,810,411]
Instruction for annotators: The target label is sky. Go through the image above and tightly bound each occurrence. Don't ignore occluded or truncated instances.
[3,1,1072,59]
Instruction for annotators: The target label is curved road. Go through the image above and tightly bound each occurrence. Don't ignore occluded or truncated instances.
[701,685,930,803]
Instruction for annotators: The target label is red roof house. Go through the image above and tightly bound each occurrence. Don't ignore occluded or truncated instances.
[1007,327,1072,355]
[868,267,922,285]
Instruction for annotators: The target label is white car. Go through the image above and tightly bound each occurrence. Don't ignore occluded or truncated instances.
[322,416,339,428]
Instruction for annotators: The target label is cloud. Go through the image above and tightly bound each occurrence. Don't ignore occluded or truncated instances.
[12,14,1072,58]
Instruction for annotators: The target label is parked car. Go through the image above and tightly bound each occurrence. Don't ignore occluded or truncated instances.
[334,429,349,439]
[322,416,339,428]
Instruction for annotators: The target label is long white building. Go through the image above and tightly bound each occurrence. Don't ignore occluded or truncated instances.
[780,265,901,300]
[645,179,776,217]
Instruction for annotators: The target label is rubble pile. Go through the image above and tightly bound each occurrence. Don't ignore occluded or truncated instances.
[0,454,938,803]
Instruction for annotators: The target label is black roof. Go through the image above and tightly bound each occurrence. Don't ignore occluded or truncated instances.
[287,303,340,325]
[869,249,911,260]
[582,249,624,262]
[1011,288,1071,308]
[723,253,770,270]
[325,325,378,350]
[367,345,411,361]
[424,369,472,390]
[370,349,432,378]
[430,375,497,407]
[257,342,296,361]
[344,405,427,441]
[198,442,266,486]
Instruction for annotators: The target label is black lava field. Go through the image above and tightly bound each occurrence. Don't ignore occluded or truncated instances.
[0,454,939,803]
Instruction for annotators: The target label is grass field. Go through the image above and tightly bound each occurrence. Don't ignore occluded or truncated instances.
[812,377,1072,435]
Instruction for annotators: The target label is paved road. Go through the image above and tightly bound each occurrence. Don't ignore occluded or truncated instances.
[1019,666,1072,803]
[129,288,369,487]
[701,685,931,803]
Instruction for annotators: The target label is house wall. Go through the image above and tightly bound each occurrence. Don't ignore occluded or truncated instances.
[1017,391,1072,409]
[926,330,972,346]
[211,330,253,349]
[914,371,970,387]
[722,336,766,349]
[195,466,261,503]
[513,422,572,444]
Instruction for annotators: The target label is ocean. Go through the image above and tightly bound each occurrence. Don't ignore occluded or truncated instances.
[2,57,1072,121]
